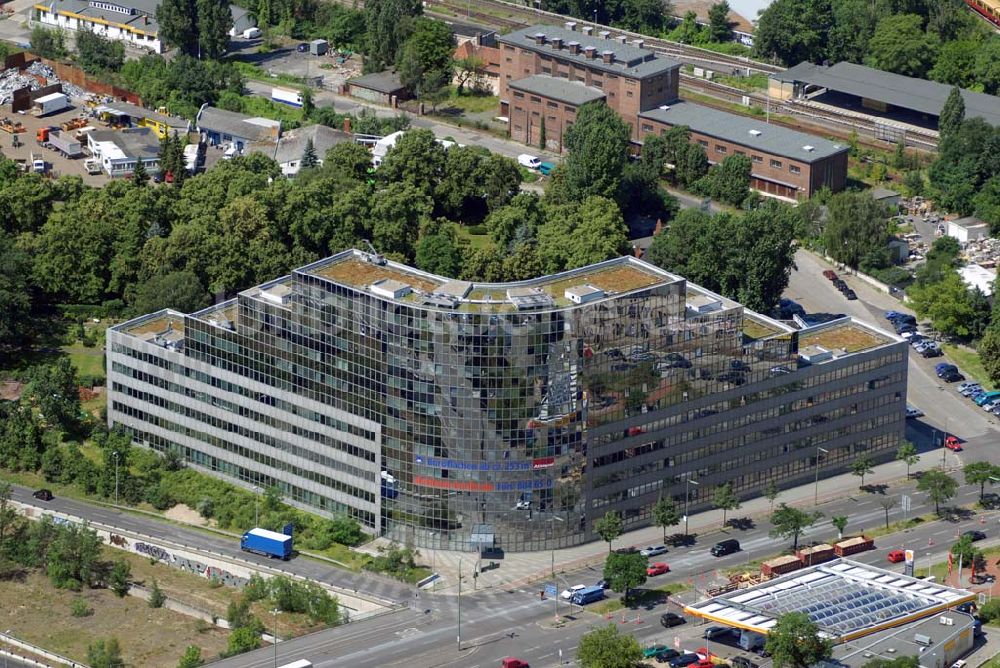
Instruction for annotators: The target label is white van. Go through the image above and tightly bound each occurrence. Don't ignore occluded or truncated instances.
[517,154,541,169]
[243,27,262,39]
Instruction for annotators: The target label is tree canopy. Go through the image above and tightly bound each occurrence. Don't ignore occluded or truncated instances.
[765,612,833,668]
[577,623,644,668]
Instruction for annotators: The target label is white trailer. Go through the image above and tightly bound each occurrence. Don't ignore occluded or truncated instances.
[34,92,69,116]
[271,87,303,108]
[47,130,83,158]
[183,143,199,173]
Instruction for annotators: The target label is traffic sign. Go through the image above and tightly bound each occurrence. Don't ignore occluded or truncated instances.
[901,495,911,512]
[544,583,557,598]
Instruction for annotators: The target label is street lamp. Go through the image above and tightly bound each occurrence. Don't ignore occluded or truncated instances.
[813,447,829,506]
[683,476,699,537]
[457,555,463,652]
[272,608,279,668]
[549,516,565,621]
[113,451,119,506]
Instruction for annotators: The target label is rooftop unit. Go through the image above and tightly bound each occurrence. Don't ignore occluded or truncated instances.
[564,284,605,304]
[370,279,412,300]
[686,294,722,314]
[799,345,834,364]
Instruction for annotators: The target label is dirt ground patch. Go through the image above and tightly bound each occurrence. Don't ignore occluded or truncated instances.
[114,547,236,617]
[0,571,229,667]
[165,503,214,528]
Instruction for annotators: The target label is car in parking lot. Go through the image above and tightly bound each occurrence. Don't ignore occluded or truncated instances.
[963,530,986,542]
[560,584,585,600]
[823,270,838,280]
[975,390,1000,405]
[885,310,905,320]
[669,653,701,668]
[647,562,670,576]
[905,405,923,418]
[296,42,309,52]
[702,626,733,640]
[538,161,555,176]
[640,545,668,557]
[656,649,682,663]
[644,645,672,659]
[936,362,957,374]
[843,289,857,300]
[660,612,686,628]
[961,385,983,397]
[614,546,639,555]
[945,436,962,451]
[921,346,943,358]
[943,371,965,383]
[887,549,905,563]
[958,382,981,394]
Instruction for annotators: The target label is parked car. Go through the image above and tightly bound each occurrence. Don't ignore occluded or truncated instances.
[703,626,733,640]
[942,371,966,383]
[656,649,682,663]
[640,545,668,557]
[669,653,701,668]
[921,347,943,358]
[296,42,309,52]
[32,488,53,501]
[647,562,670,576]
[644,645,672,659]
[823,270,838,280]
[595,579,609,589]
[843,289,857,300]
[660,612,686,628]
[501,658,529,668]
[517,154,541,170]
[945,436,962,451]
[974,390,1000,406]
[887,549,905,563]
[560,584,585,600]
[538,161,555,176]
[963,530,986,542]
[905,405,923,418]
[958,382,981,394]
[936,363,958,375]
[614,546,639,555]
[885,310,905,320]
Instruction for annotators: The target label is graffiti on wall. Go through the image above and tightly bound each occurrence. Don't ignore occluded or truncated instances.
[109,533,129,548]
[127,540,248,587]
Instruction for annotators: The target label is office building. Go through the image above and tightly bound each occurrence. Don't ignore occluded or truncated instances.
[108,250,906,552]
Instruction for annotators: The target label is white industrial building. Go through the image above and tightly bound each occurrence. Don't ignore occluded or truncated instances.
[86,127,160,177]
[33,0,255,54]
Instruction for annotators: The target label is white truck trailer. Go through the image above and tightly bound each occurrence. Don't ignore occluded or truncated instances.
[271,87,303,107]
[47,130,83,158]
[34,92,69,116]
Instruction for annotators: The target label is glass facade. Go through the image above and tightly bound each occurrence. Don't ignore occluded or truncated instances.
[107,250,907,552]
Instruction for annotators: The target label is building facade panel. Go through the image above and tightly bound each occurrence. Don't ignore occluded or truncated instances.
[108,252,906,552]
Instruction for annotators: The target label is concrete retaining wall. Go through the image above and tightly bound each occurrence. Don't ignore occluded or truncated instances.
[0,632,86,667]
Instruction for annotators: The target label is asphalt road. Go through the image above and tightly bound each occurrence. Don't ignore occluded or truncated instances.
[6,484,412,607]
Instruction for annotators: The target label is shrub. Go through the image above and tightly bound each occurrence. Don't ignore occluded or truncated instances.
[979,598,1000,623]
[148,578,166,608]
[71,598,93,617]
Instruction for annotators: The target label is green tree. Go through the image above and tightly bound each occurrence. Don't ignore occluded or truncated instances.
[652,494,681,541]
[324,142,376,182]
[195,0,233,59]
[877,496,897,530]
[156,0,197,55]
[765,480,780,512]
[109,559,131,598]
[908,272,987,339]
[414,219,462,276]
[30,26,68,60]
[668,11,705,44]
[130,270,209,316]
[24,358,81,434]
[979,326,1000,387]
[851,452,874,488]
[364,0,422,72]
[300,138,319,170]
[770,503,822,551]
[177,645,204,668]
[707,1,733,43]
[831,515,848,539]
[675,142,709,187]
[149,577,167,608]
[896,441,919,479]
[753,0,833,65]
[698,153,751,206]
[594,511,623,553]
[87,638,124,668]
[938,86,966,142]
[300,87,314,120]
[226,626,261,656]
[131,160,149,187]
[577,623,643,668]
[963,461,999,501]
[379,129,447,198]
[866,14,937,78]
[712,482,740,527]
[917,469,958,515]
[395,17,453,96]
[821,191,889,268]
[75,31,125,74]
[929,40,979,88]
[539,116,547,151]
[765,612,833,668]
[0,237,35,350]
[974,36,1000,95]
[562,102,631,203]
[602,551,647,604]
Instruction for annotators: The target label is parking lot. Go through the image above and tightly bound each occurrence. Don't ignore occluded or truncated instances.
[0,100,109,184]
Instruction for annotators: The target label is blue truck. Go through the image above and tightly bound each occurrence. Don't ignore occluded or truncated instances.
[571,585,606,606]
[241,527,293,560]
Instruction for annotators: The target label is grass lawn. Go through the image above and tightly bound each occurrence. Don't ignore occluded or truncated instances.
[455,224,495,252]
[64,343,105,379]
[944,344,993,390]
[519,166,539,183]
[0,571,229,667]
[439,88,499,114]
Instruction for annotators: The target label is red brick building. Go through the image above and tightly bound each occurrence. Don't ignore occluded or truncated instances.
[498,23,680,148]
[499,24,848,199]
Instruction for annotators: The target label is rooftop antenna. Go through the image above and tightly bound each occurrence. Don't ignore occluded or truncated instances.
[362,239,386,266]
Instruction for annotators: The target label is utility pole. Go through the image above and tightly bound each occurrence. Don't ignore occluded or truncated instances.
[254,486,260,526]
[683,475,699,537]
[272,608,279,668]
[457,556,462,652]
[814,447,829,506]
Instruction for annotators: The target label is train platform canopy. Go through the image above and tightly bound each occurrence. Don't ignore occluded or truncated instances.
[684,559,975,643]
[772,62,1000,128]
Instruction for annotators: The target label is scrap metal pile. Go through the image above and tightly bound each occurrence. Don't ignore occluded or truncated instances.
[0,61,90,106]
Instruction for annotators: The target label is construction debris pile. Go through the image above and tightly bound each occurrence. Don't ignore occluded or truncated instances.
[961,237,1000,269]
[0,62,89,106]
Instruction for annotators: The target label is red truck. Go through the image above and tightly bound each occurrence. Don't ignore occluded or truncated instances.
[833,536,875,557]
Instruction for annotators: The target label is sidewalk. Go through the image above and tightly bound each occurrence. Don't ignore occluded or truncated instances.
[411,448,957,596]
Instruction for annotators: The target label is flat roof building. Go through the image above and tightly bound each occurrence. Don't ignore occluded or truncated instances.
[195,105,281,152]
[345,70,410,106]
[946,216,990,244]
[639,101,849,199]
[86,127,160,177]
[33,0,254,54]
[108,250,906,552]
[246,124,351,176]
